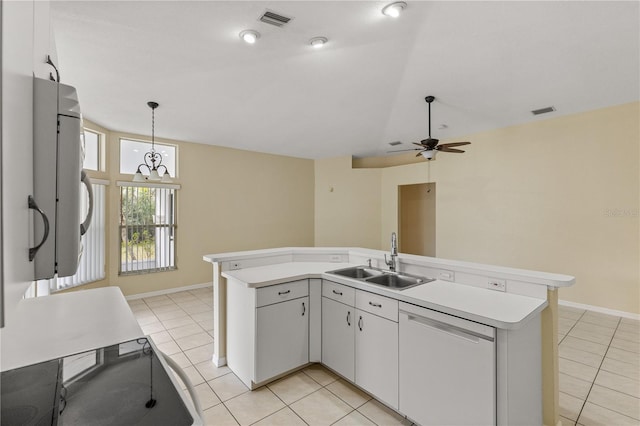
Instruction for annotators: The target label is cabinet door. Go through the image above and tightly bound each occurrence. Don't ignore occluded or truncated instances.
[355,310,398,409]
[321,297,355,381]
[255,297,309,384]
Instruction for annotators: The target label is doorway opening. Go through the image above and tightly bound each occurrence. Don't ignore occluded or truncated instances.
[398,183,436,257]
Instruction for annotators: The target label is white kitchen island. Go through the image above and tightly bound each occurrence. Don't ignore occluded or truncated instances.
[203,247,574,426]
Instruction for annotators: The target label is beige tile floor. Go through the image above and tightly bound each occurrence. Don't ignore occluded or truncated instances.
[558,305,640,426]
[129,289,639,426]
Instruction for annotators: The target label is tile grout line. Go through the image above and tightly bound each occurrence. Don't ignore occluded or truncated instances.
[573,316,624,424]
[558,310,587,345]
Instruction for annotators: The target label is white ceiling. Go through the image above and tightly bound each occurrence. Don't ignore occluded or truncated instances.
[51,1,640,160]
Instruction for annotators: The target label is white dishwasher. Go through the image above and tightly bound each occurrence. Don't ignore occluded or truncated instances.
[399,302,496,426]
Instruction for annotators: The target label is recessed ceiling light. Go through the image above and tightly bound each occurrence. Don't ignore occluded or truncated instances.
[382,2,407,18]
[309,37,328,49]
[239,30,260,44]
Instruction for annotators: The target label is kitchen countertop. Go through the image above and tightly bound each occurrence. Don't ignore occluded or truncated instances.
[222,262,548,330]
[0,287,143,372]
[205,247,575,288]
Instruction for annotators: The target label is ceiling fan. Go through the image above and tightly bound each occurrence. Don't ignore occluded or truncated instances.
[390,96,471,160]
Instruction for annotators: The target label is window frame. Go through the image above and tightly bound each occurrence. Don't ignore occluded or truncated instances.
[117,181,180,276]
[82,127,105,172]
[118,137,178,178]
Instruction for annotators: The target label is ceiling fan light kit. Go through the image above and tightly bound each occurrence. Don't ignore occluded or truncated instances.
[382,1,407,18]
[388,95,471,160]
[421,150,437,160]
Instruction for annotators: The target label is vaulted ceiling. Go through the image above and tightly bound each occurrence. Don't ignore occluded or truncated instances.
[51,1,639,159]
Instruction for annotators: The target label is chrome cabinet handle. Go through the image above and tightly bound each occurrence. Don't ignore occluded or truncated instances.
[278,290,291,295]
[369,301,382,308]
[358,316,363,331]
[346,311,351,326]
[332,289,343,296]
[28,195,50,261]
[302,302,306,316]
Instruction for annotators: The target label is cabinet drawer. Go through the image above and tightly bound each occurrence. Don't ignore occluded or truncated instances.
[356,290,398,322]
[322,280,355,306]
[257,280,309,308]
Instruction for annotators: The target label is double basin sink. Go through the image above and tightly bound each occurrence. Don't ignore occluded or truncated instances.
[327,266,434,290]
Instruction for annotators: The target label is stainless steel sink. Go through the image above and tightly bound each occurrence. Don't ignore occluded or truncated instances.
[328,266,384,279]
[327,266,433,290]
[365,273,432,290]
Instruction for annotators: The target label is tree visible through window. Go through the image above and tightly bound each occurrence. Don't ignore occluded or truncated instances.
[119,184,176,274]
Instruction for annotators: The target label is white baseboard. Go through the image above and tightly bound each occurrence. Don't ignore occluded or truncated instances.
[559,299,640,321]
[125,282,212,301]
[212,354,227,368]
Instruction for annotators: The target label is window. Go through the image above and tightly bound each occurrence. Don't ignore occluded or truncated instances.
[118,182,177,275]
[120,138,177,177]
[83,128,103,171]
[34,180,107,295]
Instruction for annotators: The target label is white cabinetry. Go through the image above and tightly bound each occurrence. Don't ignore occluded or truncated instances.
[226,278,310,389]
[399,301,496,425]
[256,296,309,383]
[356,309,398,409]
[322,296,355,381]
[322,280,399,409]
[355,290,399,409]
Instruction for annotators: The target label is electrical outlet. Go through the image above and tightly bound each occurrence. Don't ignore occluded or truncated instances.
[439,271,454,281]
[330,255,342,262]
[229,262,242,270]
[488,278,506,292]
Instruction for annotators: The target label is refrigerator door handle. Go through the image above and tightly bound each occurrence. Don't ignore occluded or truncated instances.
[28,195,50,261]
[80,170,93,236]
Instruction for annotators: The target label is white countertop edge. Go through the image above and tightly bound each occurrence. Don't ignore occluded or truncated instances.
[222,264,548,330]
[203,247,352,263]
[206,247,575,288]
[1,287,144,372]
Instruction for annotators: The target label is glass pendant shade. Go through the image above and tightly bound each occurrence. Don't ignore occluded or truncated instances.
[160,172,173,183]
[133,170,146,182]
[149,169,161,181]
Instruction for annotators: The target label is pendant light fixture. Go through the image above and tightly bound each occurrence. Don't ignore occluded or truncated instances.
[133,102,172,183]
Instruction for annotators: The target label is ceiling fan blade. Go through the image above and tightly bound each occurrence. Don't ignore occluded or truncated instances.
[439,141,471,148]
[416,151,425,157]
[437,147,465,153]
[388,148,421,153]
[412,142,426,148]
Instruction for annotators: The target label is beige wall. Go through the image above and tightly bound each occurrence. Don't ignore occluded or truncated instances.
[316,102,640,314]
[68,120,315,296]
[314,156,382,248]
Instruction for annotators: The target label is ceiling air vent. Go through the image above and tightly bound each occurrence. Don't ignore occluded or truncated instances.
[388,141,402,146]
[259,10,293,27]
[531,106,556,115]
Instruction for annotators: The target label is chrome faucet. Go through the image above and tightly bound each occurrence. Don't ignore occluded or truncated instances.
[385,232,400,272]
